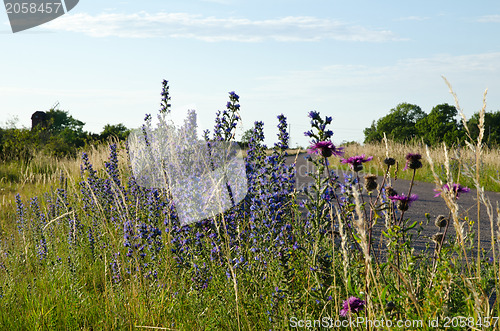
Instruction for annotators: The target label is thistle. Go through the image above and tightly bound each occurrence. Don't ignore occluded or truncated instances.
[341,155,373,172]
[404,153,422,170]
[388,193,419,211]
[434,215,448,228]
[364,174,378,192]
[340,296,366,317]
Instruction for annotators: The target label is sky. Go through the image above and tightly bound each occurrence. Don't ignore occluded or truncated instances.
[1,0,500,148]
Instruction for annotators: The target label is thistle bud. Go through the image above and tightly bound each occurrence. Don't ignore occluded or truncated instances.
[384,157,396,166]
[405,153,423,170]
[434,215,448,228]
[432,232,444,244]
[364,174,378,192]
[385,186,397,198]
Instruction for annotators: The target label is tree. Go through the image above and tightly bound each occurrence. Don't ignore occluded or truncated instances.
[363,103,426,143]
[363,121,382,143]
[45,109,85,134]
[239,128,253,148]
[467,111,500,146]
[415,103,464,146]
[100,123,130,141]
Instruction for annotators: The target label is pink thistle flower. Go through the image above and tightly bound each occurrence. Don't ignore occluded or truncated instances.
[307,141,344,158]
[340,296,366,317]
[404,153,422,170]
[434,183,470,199]
[341,154,373,172]
[388,193,419,211]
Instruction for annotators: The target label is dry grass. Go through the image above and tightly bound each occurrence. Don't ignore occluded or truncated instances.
[0,142,128,232]
[319,140,500,192]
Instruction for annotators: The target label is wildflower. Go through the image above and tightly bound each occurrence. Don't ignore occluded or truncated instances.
[307,141,344,158]
[404,153,422,170]
[341,154,373,172]
[275,114,289,150]
[434,215,448,228]
[308,110,321,120]
[159,79,171,114]
[228,91,239,102]
[388,193,419,211]
[434,183,470,199]
[364,174,378,192]
[340,296,366,317]
[384,157,396,166]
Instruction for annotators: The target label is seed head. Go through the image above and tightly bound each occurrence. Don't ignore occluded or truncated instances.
[404,153,422,170]
[434,215,448,228]
[432,232,444,244]
[384,157,396,166]
[385,186,397,198]
[364,174,378,192]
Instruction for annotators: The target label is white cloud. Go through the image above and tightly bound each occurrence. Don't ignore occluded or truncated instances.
[477,15,500,23]
[250,52,500,129]
[256,52,500,90]
[200,0,233,4]
[396,16,430,21]
[42,11,399,42]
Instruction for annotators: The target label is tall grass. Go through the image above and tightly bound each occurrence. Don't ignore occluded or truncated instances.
[329,140,500,192]
[0,84,499,330]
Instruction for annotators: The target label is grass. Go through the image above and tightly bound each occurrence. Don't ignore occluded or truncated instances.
[285,142,500,192]
[333,140,500,192]
[0,83,499,330]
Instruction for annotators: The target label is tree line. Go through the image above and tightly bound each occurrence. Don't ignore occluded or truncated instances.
[363,103,500,146]
[0,108,129,162]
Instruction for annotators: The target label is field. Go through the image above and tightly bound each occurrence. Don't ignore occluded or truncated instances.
[1,90,500,330]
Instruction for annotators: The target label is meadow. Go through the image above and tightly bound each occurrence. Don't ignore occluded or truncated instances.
[0,83,499,330]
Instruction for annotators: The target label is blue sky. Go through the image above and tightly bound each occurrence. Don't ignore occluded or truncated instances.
[1,0,500,148]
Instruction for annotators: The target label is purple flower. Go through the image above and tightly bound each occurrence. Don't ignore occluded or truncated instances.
[341,154,373,172]
[434,183,470,199]
[307,141,344,158]
[404,153,422,170]
[229,91,239,102]
[308,110,321,120]
[340,296,365,317]
[388,193,419,211]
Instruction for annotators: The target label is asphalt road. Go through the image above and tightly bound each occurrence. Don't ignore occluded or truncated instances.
[287,152,500,256]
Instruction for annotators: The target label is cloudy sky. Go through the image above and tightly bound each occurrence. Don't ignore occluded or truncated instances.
[1,0,500,147]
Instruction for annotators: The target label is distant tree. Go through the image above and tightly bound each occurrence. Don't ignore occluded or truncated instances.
[100,123,129,141]
[239,128,253,148]
[363,103,426,143]
[415,103,464,146]
[363,121,382,143]
[467,110,500,146]
[45,109,85,134]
